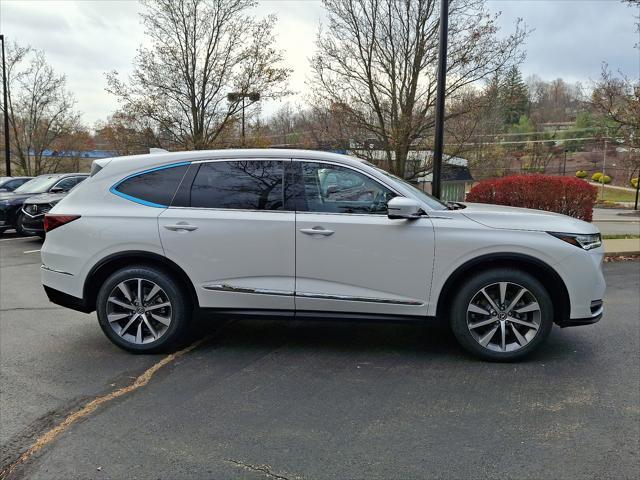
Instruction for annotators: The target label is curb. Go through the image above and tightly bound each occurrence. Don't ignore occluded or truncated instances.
[604,251,640,257]
[594,219,640,223]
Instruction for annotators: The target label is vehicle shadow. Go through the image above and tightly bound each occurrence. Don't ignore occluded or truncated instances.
[188,315,584,364]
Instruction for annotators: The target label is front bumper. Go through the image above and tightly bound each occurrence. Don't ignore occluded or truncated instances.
[20,207,46,233]
[556,300,603,327]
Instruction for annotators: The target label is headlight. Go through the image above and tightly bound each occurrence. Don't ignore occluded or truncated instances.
[548,232,602,250]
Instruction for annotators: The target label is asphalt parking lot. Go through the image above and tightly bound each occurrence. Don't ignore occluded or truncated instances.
[1,234,639,480]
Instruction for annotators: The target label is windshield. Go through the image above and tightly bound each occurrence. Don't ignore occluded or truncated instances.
[14,175,62,194]
[374,168,448,210]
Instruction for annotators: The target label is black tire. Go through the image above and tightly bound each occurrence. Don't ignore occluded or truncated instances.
[37,232,46,240]
[450,268,553,362]
[15,212,29,236]
[96,265,192,353]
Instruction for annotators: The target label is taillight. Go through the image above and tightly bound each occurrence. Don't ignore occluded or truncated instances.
[44,214,81,232]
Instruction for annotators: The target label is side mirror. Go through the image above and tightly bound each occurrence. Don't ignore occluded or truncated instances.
[387,197,423,220]
[49,187,65,193]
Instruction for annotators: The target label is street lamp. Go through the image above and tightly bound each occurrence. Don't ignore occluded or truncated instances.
[227,91,260,147]
[0,34,10,176]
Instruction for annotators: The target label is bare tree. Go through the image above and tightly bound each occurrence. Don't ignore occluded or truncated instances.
[6,43,81,175]
[310,0,527,177]
[106,0,291,150]
[591,65,640,179]
[94,110,167,155]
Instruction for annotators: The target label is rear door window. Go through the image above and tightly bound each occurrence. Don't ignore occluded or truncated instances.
[114,164,189,207]
[188,160,284,210]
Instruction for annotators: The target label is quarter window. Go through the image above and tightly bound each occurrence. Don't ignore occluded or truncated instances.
[114,164,189,207]
[296,162,396,214]
[190,161,284,210]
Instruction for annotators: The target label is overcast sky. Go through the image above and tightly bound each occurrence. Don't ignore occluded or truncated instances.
[1,0,638,127]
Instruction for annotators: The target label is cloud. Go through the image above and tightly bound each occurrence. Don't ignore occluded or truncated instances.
[1,0,637,127]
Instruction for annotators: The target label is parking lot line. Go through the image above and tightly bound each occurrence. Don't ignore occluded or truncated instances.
[0,335,210,479]
[0,236,37,242]
[23,249,41,254]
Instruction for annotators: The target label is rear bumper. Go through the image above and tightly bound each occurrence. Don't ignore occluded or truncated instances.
[43,285,93,313]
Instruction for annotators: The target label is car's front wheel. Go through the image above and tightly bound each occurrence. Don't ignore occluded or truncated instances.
[96,265,191,353]
[450,269,553,361]
[15,212,30,236]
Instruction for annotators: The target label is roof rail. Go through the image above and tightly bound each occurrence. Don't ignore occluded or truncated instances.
[149,148,169,154]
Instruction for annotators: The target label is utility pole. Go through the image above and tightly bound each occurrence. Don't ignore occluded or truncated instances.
[431,0,449,199]
[0,34,10,176]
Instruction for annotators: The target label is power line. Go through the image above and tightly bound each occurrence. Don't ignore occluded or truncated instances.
[445,137,600,146]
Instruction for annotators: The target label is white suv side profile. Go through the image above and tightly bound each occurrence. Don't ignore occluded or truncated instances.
[40,149,605,361]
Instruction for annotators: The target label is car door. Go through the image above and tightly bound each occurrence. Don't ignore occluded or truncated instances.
[292,161,435,317]
[159,159,296,311]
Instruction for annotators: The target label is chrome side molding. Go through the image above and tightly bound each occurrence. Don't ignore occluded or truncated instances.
[203,283,423,306]
[296,291,424,305]
[203,284,294,296]
[41,265,73,276]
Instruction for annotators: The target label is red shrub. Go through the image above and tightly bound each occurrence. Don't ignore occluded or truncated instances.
[465,175,597,221]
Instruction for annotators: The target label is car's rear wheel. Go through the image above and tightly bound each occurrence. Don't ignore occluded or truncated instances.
[96,265,191,353]
[450,269,553,361]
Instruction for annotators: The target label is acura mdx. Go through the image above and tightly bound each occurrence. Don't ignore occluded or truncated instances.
[40,150,605,361]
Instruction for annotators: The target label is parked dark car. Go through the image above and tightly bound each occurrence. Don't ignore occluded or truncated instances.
[0,173,88,236]
[0,176,33,192]
[20,190,74,238]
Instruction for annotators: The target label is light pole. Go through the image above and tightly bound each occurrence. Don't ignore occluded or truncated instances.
[0,34,10,176]
[227,91,260,147]
[634,171,639,211]
[601,139,607,201]
[431,0,449,198]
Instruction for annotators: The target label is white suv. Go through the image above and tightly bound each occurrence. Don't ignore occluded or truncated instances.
[41,150,605,361]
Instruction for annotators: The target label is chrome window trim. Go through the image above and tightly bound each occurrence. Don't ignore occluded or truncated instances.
[177,157,422,217]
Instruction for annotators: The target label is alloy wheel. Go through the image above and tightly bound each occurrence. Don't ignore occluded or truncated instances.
[106,278,172,344]
[466,281,541,353]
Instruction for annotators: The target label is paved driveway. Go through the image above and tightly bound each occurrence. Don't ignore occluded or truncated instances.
[1,235,638,479]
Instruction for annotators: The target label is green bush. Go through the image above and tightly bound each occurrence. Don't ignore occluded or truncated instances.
[600,175,612,184]
[591,172,602,181]
[576,170,587,178]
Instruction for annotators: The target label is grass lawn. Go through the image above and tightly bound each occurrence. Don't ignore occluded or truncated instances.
[595,186,638,203]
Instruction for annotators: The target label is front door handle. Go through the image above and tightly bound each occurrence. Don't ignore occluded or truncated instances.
[164,223,198,232]
[300,226,334,236]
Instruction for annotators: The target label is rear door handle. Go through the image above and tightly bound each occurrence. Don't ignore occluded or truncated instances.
[164,223,198,232]
[300,227,334,236]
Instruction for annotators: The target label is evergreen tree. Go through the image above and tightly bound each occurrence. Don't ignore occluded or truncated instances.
[500,66,530,125]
